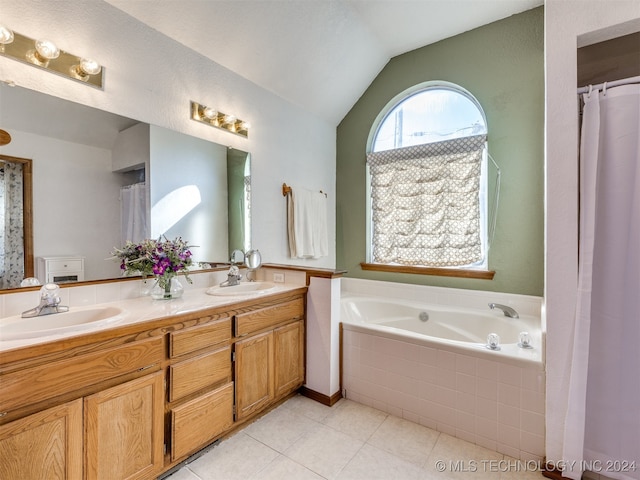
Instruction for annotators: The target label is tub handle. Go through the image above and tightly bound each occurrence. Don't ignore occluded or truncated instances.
[486,333,501,350]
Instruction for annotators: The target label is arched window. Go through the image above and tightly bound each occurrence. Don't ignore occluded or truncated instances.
[366,82,492,270]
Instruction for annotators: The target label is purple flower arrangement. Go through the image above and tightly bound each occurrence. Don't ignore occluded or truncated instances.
[111,237,194,288]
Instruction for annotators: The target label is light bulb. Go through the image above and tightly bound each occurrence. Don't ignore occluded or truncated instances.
[70,58,102,81]
[79,58,101,75]
[203,107,218,120]
[35,39,60,59]
[0,25,14,45]
[27,39,60,67]
[223,114,236,125]
[239,121,250,130]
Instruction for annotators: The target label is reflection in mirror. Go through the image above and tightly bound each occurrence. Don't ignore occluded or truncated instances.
[0,84,250,291]
[245,249,262,269]
[227,148,251,255]
[245,249,262,281]
[229,249,245,265]
[0,154,33,288]
[150,125,228,262]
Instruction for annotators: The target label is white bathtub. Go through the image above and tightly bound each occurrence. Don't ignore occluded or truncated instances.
[341,295,542,366]
[340,278,545,460]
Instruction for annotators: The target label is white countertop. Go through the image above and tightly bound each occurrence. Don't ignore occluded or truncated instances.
[0,283,305,354]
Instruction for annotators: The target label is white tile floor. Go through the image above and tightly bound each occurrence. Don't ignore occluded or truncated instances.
[167,395,545,480]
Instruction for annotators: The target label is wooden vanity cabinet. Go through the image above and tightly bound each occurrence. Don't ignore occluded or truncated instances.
[0,336,165,480]
[234,297,305,421]
[0,373,164,480]
[0,288,307,479]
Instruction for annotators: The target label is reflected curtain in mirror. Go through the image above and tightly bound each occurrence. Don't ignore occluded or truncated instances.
[0,155,33,288]
[120,182,148,245]
[227,149,251,254]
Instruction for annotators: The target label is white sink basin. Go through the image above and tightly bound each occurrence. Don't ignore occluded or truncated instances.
[0,306,126,341]
[206,282,275,296]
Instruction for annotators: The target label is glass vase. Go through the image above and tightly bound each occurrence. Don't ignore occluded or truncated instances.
[140,277,153,296]
[150,275,184,300]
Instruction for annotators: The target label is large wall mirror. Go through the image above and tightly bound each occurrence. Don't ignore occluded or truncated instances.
[0,84,251,291]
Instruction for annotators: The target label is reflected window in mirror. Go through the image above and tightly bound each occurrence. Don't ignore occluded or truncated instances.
[227,149,251,255]
[0,154,33,288]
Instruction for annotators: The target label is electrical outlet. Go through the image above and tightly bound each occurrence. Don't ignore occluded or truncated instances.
[273,273,285,283]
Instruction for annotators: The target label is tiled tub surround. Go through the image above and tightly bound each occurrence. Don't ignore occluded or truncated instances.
[341,278,545,461]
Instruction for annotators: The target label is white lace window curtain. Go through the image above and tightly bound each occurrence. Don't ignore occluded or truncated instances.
[367,134,485,267]
[0,161,25,289]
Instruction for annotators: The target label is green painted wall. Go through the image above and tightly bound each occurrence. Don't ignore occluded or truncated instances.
[336,7,544,296]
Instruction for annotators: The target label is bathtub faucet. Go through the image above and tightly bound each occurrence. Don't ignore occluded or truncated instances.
[488,303,519,319]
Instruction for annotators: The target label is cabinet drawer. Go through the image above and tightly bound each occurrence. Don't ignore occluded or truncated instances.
[235,297,304,337]
[0,336,163,413]
[169,347,231,402]
[48,259,83,272]
[169,317,231,358]
[171,382,234,461]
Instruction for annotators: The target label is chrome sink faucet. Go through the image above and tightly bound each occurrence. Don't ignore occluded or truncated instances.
[22,283,69,318]
[219,249,245,287]
[220,265,242,287]
[488,303,519,318]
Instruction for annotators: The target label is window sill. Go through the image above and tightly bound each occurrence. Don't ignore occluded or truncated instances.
[360,263,495,280]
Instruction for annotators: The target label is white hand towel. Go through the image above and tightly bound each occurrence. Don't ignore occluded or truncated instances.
[287,187,328,259]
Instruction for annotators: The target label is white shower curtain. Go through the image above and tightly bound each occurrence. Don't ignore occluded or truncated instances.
[563,84,640,480]
[120,183,148,245]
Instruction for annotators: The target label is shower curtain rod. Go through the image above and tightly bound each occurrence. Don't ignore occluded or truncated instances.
[577,75,640,94]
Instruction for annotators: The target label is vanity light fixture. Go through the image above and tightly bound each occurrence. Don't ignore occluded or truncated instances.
[190,101,249,138]
[0,26,104,88]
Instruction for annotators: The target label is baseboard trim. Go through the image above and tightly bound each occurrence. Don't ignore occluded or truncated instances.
[300,386,342,406]
[541,468,567,479]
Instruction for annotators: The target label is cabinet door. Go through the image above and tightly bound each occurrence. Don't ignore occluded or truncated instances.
[0,399,83,479]
[84,372,164,480]
[274,320,305,397]
[235,331,274,420]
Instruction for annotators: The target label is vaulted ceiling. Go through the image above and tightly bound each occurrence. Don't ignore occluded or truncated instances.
[115,1,541,124]
[105,0,542,124]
